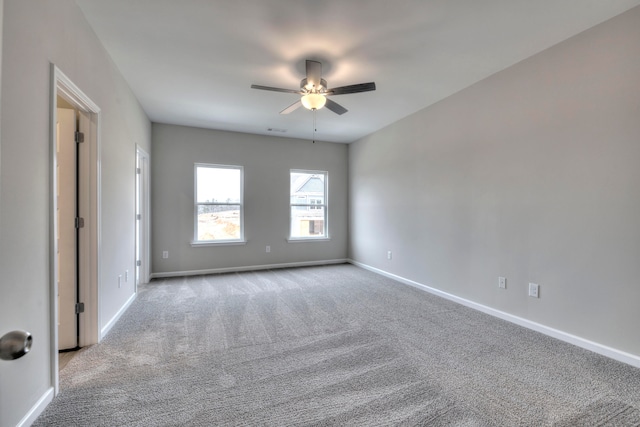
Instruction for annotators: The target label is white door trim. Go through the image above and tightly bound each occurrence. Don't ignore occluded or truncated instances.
[50,64,101,394]
[136,145,151,286]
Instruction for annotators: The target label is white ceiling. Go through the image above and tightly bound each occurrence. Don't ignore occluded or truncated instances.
[76,0,640,143]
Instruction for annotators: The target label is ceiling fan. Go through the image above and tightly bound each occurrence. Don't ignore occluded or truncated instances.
[251,60,376,115]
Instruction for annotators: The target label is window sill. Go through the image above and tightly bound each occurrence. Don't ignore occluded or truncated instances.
[191,240,247,247]
[287,237,331,243]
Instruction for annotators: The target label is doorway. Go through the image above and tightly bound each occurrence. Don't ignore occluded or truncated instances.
[50,65,101,394]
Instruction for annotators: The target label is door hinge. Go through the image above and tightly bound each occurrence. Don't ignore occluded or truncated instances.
[75,217,85,228]
[136,260,142,267]
[136,167,141,174]
[75,302,85,314]
[75,131,85,143]
[136,214,142,220]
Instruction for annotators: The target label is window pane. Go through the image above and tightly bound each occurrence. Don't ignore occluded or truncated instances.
[197,167,241,203]
[291,173,324,199]
[197,204,241,241]
[290,206,325,238]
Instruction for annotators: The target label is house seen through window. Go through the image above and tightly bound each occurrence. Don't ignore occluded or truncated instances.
[290,170,327,239]
[194,164,243,243]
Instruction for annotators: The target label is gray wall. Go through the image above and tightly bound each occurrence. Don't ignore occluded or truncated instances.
[0,0,3,227]
[152,124,348,275]
[0,1,151,425]
[349,7,640,357]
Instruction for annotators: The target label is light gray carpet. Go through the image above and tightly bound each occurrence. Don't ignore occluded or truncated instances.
[35,264,640,426]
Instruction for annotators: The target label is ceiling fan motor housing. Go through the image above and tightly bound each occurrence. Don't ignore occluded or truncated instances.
[301,78,327,93]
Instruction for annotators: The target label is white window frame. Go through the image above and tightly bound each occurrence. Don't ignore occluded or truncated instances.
[288,169,329,242]
[192,163,246,246]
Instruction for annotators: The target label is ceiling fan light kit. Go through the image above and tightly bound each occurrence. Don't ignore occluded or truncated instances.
[301,93,327,110]
[251,60,376,115]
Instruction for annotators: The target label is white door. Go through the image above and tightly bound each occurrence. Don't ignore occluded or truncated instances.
[56,107,77,350]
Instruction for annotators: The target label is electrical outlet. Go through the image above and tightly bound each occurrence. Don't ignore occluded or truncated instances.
[162,251,169,259]
[498,276,506,289]
[387,251,392,260]
[118,275,122,288]
[266,246,271,253]
[529,282,539,298]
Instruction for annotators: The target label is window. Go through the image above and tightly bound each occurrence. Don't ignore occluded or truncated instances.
[309,198,323,210]
[290,170,328,239]
[194,164,243,244]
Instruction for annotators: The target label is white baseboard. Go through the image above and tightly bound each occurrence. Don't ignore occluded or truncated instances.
[17,387,54,427]
[100,292,136,340]
[349,259,640,369]
[149,259,349,280]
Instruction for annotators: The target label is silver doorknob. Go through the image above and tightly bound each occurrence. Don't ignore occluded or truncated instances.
[0,330,33,360]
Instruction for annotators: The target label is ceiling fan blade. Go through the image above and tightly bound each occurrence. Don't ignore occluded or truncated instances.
[251,84,301,94]
[326,82,376,96]
[324,98,348,115]
[280,100,302,114]
[306,60,322,88]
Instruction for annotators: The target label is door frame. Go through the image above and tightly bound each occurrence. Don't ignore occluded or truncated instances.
[49,64,101,394]
[135,145,150,287]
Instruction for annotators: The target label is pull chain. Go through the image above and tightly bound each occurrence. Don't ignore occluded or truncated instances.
[312,109,317,144]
